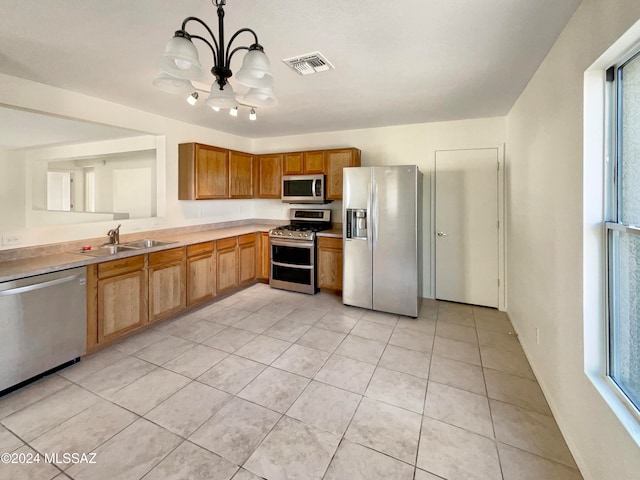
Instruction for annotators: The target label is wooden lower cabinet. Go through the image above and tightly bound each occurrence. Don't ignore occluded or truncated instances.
[187,241,216,306]
[317,236,343,291]
[87,232,273,352]
[148,248,186,322]
[93,255,148,346]
[238,233,257,285]
[257,232,270,281]
[217,237,239,294]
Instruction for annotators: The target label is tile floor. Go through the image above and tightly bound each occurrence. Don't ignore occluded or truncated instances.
[0,284,583,480]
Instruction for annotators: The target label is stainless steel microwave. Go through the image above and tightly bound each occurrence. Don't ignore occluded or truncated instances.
[281,174,327,203]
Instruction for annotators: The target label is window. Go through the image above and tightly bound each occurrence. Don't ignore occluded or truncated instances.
[607,49,640,413]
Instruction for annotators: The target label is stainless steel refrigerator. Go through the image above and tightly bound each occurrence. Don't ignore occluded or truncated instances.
[343,165,422,317]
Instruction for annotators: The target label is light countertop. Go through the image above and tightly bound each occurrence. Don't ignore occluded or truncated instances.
[317,227,343,238]
[0,223,279,283]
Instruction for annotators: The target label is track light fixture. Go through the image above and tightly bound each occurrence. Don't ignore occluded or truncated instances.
[153,0,277,121]
[186,92,199,105]
[249,108,257,121]
[229,106,238,117]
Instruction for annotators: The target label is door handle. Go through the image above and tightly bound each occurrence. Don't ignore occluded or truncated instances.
[437,232,448,237]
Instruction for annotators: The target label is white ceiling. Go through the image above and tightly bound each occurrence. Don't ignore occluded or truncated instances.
[0,0,581,138]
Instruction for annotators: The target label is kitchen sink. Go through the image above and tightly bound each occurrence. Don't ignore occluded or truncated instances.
[74,239,177,257]
[76,244,138,256]
[121,239,177,249]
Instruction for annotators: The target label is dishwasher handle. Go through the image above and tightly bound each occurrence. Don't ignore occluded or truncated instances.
[0,273,85,296]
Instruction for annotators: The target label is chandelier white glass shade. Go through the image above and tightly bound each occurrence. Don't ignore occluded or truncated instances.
[234,49,274,88]
[205,82,236,109]
[243,85,278,107]
[158,35,204,79]
[153,0,276,119]
[152,73,195,95]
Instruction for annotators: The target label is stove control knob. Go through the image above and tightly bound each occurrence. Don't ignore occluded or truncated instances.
[277,231,282,236]
[288,232,292,236]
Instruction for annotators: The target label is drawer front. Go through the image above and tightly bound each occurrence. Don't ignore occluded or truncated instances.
[98,255,145,279]
[318,236,342,249]
[187,241,215,258]
[238,233,256,246]
[217,236,237,251]
[149,247,185,267]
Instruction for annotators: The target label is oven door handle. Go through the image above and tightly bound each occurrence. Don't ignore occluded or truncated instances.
[271,261,314,270]
[270,239,315,248]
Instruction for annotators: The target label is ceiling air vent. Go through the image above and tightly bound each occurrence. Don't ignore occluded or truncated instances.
[282,52,334,76]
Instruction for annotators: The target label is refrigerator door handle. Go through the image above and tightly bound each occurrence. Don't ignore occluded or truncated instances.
[367,182,373,251]
[372,183,379,249]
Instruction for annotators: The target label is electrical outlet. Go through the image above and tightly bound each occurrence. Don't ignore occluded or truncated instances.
[536,327,540,345]
[2,233,24,246]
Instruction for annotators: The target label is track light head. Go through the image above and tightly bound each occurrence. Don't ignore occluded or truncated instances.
[186,92,199,105]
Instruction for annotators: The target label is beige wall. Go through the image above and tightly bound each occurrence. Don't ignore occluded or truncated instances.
[0,73,504,300]
[252,118,506,298]
[506,0,640,478]
[0,73,254,249]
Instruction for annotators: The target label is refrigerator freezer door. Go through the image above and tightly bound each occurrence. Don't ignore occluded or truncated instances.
[342,167,373,310]
[372,166,419,317]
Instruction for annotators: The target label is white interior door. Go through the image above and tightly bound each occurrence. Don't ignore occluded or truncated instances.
[435,149,498,307]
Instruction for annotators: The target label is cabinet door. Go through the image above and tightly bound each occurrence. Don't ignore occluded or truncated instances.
[229,151,254,198]
[179,143,229,200]
[217,237,239,294]
[318,237,343,290]
[257,232,270,280]
[257,154,283,198]
[325,148,361,200]
[149,261,186,322]
[187,254,216,305]
[98,270,147,343]
[303,151,325,174]
[239,234,257,285]
[283,153,304,175]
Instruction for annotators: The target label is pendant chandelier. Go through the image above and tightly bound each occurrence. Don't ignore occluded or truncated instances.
[153,0,277,120]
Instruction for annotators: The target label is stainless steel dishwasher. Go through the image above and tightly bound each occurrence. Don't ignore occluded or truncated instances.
[0,267,87,393]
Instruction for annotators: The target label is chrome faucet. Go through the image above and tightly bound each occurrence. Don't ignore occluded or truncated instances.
[107,224,121,245]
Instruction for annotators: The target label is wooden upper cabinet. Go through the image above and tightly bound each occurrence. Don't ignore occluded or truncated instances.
[178,142,361,202]
[229,150,254,198]
[283,153,304,175]
[283,151,324,175]
[179,143,229,200]
[325,148,361,200]
[256,154,283,198]
[303,151,325,173]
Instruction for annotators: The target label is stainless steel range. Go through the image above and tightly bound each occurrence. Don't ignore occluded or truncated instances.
[269,209,331,294]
